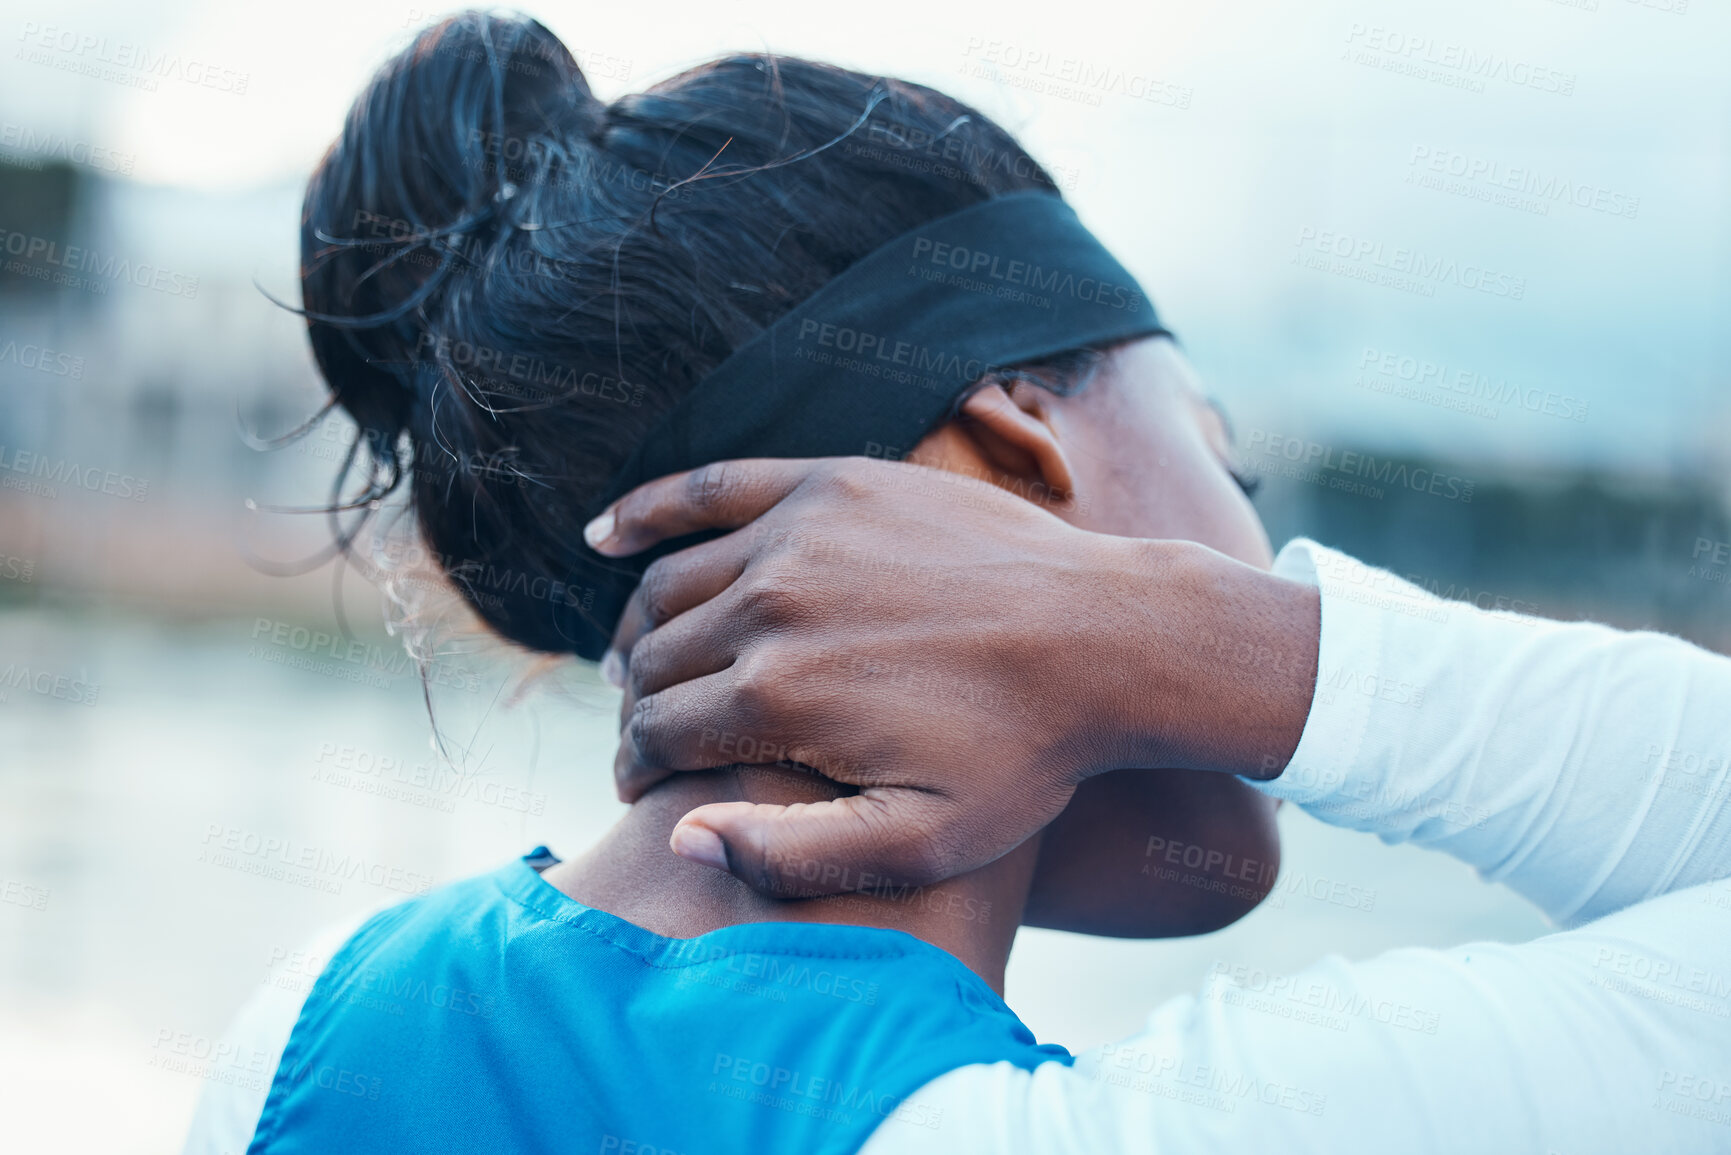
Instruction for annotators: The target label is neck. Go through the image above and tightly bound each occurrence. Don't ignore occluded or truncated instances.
[544,766,1038,994]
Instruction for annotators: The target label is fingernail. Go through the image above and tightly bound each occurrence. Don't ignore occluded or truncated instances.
[670,823,728,872]
[600,650,625,689]
[583,509,615,551]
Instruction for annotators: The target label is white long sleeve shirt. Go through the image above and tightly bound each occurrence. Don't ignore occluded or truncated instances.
[858,539,1731,1154]
[188,540,1731,1154]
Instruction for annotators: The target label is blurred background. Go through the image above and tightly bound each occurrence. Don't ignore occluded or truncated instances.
[1,0,1727,1149]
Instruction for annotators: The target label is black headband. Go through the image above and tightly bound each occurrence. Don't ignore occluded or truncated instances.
[562,190,1171,659]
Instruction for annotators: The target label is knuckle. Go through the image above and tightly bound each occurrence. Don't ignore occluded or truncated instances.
[624,631,661,698]
[778,527,835,571]
[737,572,804,625]
[612,743,653,799]
[614,486,655,534]
[776,525,816,562]
[687,461,734,512]
[636,558,676,625]
[728,645,787,718]
[825,463,875,502]
[625,694,672,769]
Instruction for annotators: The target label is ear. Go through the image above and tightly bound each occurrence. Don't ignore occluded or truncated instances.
[942,381,1077,508]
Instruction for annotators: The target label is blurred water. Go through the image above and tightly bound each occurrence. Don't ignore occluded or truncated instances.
[0,609,1550,1153]
[3,0,1724,1149]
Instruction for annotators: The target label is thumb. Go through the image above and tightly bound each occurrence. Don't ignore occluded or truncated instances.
[669,792,963,898]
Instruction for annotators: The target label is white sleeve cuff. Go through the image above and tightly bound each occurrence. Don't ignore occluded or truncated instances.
[1249,538,1385,807]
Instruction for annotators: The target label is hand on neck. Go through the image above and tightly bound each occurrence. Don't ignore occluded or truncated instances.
[543,764,1039,995]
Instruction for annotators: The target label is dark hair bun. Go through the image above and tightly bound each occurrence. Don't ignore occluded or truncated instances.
[301,12,1066,657]
[301,14,598,450]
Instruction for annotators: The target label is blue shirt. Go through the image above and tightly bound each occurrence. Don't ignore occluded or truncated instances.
[245,850,1071,1154]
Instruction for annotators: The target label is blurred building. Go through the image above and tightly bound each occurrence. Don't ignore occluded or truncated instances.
[2,157,1727,650]
[1,158,354,623]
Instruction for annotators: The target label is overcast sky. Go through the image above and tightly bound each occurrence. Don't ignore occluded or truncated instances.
[4,0,1728,476]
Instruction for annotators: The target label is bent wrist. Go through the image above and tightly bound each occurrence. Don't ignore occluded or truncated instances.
[1086,537,1319,781]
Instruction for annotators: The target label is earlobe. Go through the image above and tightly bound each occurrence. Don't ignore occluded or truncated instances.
[956,384,1078,509]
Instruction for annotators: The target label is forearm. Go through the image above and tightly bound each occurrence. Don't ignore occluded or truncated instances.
[869,879,1731,1155]
[1255,541,1731,925]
